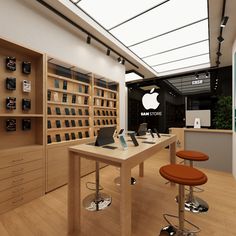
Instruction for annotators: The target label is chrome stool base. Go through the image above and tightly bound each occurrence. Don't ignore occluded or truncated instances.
[175,195,209,213]
[82,192,112,211]
[114,177,137,186]
[160,225,177,235]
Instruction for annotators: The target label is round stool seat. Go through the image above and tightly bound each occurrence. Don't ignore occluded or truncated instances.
[160,164,207,186]
[176,150,209,162]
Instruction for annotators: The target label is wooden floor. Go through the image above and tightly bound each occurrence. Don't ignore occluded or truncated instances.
[1,149,236,236]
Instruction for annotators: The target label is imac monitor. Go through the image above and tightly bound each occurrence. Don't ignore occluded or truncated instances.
[185,110,211,127]
[95,126,116,146]
[137,123,147,136]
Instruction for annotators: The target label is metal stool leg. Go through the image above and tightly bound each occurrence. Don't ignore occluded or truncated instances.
[83,161,112,211]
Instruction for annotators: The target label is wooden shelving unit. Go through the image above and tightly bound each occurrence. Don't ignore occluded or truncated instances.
[0,37,45,214]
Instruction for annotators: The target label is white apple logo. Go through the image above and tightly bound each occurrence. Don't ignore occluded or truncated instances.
[142,88,160,110]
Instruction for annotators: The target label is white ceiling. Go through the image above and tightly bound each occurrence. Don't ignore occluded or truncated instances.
[40,0,236,81]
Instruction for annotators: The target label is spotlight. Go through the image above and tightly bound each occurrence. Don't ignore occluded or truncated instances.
[87,35,91,44]
[216,51,222,57]
[106,48,110,56]
[217,35,224,43]
[220,16,229,27]
[122,59,125,65]
[117,57,122,63]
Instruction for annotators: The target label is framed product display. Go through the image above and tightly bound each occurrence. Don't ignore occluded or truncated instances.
[6,56,16,71]
[6,77,16,90]
[6,119,16,131]
[22,98,31,111]
[6,97,16,110]
[22,61,31,74]
[22,119,31,131]
[22,80,31,93]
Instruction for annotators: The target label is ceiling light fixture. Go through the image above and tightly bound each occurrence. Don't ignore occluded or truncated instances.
[106,48,110,56]
[86,35,91,44]
[217,35,224,43]
[220,16,229,27]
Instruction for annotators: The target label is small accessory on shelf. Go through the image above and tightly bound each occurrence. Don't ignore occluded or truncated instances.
[54,79,60,88]
[65,108,70,115]
[47,120,52,129]
[47,135,52,144]
[47,107,52,115]
[47,91,51,101]
[22,98,31,111]
[6,77,16,90]
[22,119,31,130]
[6,119,16,131]
[55,134,61,142]
[71,108,76,115]
[56,120,61,128]
[55,107,61,115]
[22,61,31,74]
[65,120,70,127]
[6,56,16,71]
[65,133,70,141]
[78,132,83,139]
[22,79,31,92]
[63,80,67,90]
[6,97,16,110]
[62,93,67,103]
[71,132,76,140]
[71,120,76,127]
[85,131,89,138]
[72,94,76,103]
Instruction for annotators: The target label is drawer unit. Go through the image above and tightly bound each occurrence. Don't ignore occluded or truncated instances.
[0,178,42,203]
[0,150,43,169]
[0,159,42,180]
[0,187,43,214]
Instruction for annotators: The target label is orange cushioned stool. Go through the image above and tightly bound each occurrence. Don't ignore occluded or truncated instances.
[176,150,209,213]
[159,164,207,236]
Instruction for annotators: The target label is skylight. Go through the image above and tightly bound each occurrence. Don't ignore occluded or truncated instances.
[69,0,210,79]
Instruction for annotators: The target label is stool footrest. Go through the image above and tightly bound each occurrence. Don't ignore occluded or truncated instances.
[86,181,103,191]
[163,214,200,234]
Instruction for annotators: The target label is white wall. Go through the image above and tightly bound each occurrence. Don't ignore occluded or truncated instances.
[232,39,236,178]
[0,0,126,127]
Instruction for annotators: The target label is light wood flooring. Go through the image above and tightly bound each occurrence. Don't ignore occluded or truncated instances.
[0,150,236,236]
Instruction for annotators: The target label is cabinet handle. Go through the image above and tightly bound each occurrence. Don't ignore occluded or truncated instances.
[12,168,24,173]
[12,178,24,184]
[12,187,24,194]
[12,158,23,163]
[12,197,24,204]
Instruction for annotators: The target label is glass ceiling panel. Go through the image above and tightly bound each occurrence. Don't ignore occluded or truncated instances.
[144,40,209,66]
[130,20,209,58]
[110,0,208,46]
[153,54,210,73]
[78,0,164,30]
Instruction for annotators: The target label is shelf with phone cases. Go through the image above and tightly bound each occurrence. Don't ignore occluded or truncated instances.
[0,38,45,214]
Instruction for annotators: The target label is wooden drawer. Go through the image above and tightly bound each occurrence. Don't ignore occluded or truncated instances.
[0,159,42,180]
[0,178,42,203]
[0,187,43,215]
[0,150,43,169]
[0,169,42,192]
